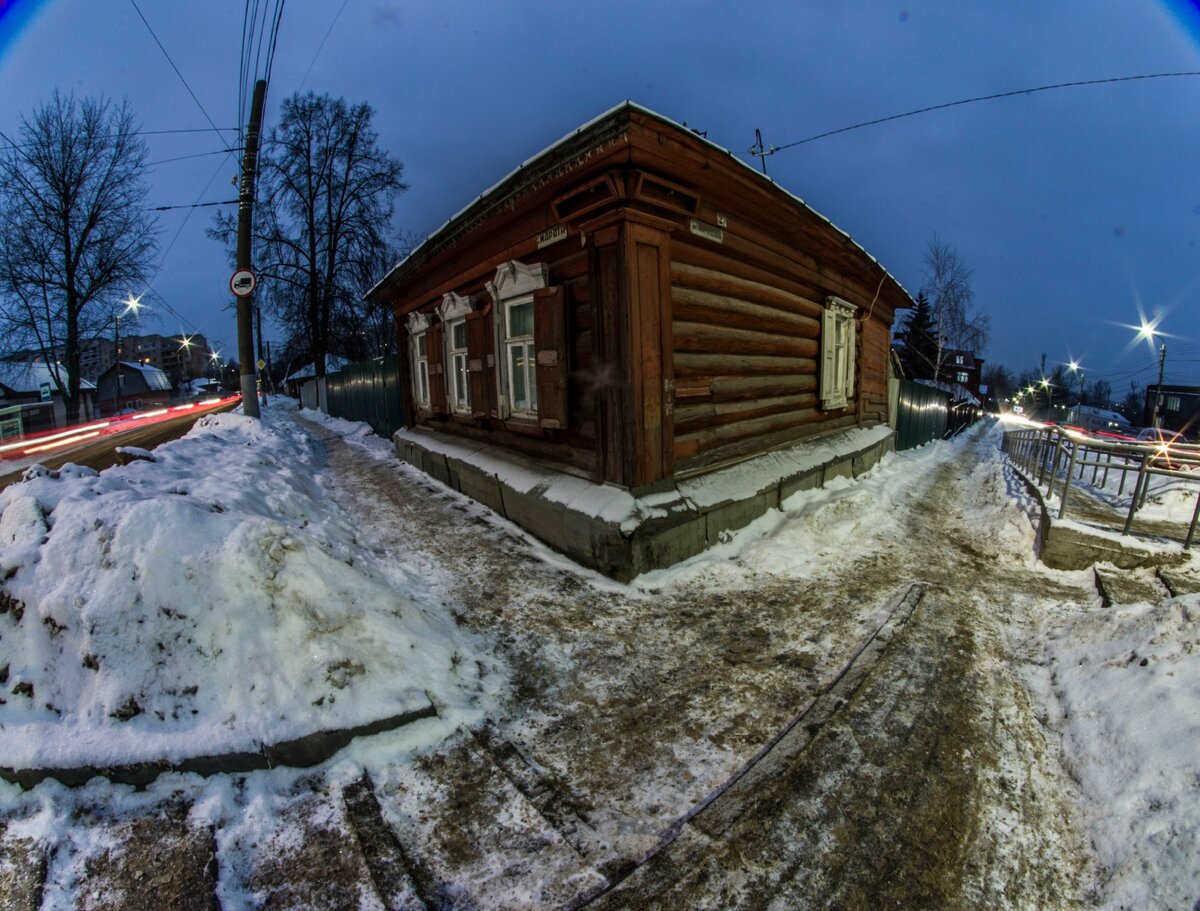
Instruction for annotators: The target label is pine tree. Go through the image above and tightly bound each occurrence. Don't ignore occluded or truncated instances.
[894,292,939,380]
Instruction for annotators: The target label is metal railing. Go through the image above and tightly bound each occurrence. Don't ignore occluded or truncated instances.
[1000,424,1200,549]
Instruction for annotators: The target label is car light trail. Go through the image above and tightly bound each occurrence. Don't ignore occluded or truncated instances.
[23,431,102,454]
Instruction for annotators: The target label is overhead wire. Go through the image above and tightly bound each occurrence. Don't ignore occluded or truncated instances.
[298,0,347,90]
[758,71,1200,157]
[127,0,234,145]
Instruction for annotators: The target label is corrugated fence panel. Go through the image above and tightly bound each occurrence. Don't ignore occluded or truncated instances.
[895,379,950,451]
[320,356,407,440]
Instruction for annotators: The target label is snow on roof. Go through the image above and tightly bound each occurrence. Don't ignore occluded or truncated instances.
[914,377,981,406]
[285,355,350,383]
[369,101,914,304]
[0,360,95,393]
[120,361,172,391]
[1074,405,1131,426]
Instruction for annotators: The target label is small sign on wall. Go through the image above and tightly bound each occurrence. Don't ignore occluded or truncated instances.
[689,219,724,244]
[537,224,568,249]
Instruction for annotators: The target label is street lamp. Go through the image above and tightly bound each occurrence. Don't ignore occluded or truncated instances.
[1133,319,1168,428]
[1067,360,1085,407]
[179,335,194,397]
[113,294,143,414]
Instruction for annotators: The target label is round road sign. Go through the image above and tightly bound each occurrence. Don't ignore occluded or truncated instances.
[230,268,256,297]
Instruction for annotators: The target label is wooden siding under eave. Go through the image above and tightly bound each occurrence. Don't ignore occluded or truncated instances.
[623,110,909,320]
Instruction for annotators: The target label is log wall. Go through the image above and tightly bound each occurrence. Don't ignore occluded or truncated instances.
[669,236,870,473]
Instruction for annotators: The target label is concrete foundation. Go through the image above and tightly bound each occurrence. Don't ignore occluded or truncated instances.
[393,426,896,579]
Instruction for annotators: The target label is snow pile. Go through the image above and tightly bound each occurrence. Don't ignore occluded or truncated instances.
[0,411,499,770]
[1044,590,1200,908]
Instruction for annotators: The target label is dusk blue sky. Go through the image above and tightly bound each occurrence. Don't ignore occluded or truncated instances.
[1,1,1198,395]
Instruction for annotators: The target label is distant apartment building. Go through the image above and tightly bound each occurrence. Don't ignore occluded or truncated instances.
[77,333,212,385]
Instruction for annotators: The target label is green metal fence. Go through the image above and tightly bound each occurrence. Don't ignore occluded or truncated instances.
[323,354,407,439]
[894,379,952,450]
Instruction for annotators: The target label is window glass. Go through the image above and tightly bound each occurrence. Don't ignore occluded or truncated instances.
[510,345,528,410]
[416,334,426,357]
[508,301,533,338]
[452,321,468,349]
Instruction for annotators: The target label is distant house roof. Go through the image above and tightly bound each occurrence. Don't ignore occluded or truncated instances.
[914,377,982,407]
[1075,405,1131,427]
[944,350,981,370]
[285,355,350,383]
[118,361,172,392]
[0,360,95,394]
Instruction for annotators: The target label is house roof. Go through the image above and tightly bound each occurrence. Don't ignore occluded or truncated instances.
[1074,405,1131,426]
[0,360,95,394]
[116,361,172,391]
[368,101,914,307]
[915,377,982,407]
[285,355,350,384]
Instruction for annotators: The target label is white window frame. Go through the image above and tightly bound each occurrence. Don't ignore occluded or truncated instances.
[486,260,549,420]
[406,311,432,411]
[502,297,537,417]
[820,296,857,411]
[436,292,475,416]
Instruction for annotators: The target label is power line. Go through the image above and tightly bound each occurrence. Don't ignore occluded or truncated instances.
[298,0,347,90]
[754,71,1200,159]
[150,199,239,212]
[127,0,234,145]
[146,148,241,167]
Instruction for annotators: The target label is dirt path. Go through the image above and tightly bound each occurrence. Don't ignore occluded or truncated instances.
[304,418,1099,909]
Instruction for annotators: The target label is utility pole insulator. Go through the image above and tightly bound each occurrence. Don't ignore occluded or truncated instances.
[751,128,769,175]
[236,79,267,420]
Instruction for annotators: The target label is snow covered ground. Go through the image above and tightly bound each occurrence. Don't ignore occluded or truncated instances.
[0,405,1195,907]
[0,411,503,770]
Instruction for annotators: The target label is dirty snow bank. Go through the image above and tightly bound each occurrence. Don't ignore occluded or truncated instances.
[0,410,502,770]
[1040,592,1200,909]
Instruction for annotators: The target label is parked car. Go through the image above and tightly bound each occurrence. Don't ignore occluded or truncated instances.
[1136,427,1187,444]
[1135,427,1195,471]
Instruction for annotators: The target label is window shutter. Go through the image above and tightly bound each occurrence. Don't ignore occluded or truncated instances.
[426,321,448,415]
[820,306,837,409]
[533,285,568,430]
[466,303,495,419]
[845,317,857,401]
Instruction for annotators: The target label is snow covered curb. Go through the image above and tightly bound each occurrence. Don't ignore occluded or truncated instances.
[1003,457,1188,571]
[0,411,502,771]
[391,423,895,578]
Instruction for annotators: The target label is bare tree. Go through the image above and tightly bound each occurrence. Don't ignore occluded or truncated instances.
[0,93,158,421]
[213,92,405,377]
[921,234,989,382]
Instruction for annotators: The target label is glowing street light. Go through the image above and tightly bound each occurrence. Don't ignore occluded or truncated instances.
[1067,360,1085,405]
[1129,317,1169,428]
[112,294,144,414]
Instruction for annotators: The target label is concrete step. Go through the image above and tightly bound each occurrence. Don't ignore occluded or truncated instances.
[220,785,385,911]
[41,807,216,911]
[1095,566,1172,607]
[1159,567,1200,598]
[368,731,606,909]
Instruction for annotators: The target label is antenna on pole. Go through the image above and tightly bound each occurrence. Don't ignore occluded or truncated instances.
[750,128,773,175]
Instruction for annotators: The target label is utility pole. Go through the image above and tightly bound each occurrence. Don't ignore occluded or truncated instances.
[1151,342,1167,428]
[236,79,267,419]
[751,129,770,175]
[255,303,268,406]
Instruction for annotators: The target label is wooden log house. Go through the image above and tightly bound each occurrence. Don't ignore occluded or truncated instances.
[368,103,913,574]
